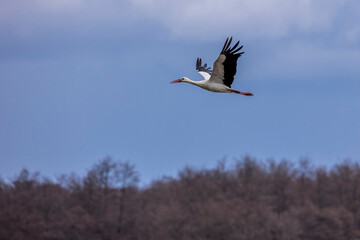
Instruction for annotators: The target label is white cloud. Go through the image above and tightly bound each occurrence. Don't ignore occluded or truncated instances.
[0,0,357,42]
[0,1,356,50]
[130,0,343,40]
[0,0,134,38]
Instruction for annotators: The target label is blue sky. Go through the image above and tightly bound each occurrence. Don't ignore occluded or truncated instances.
[1,0,359,183]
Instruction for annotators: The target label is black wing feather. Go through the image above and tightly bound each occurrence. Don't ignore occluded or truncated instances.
[196,57,212,74]
[220,37,245,88]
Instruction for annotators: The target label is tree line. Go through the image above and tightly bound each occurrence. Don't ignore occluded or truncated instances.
[1,156,360,240]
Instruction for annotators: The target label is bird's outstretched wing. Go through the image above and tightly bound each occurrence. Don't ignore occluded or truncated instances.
[209,37,244,87]
[196,58,212,80]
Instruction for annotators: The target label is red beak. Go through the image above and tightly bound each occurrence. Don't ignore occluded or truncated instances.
[170,79,182,84]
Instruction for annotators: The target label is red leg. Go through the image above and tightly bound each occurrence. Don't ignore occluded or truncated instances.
[232,90,254,96]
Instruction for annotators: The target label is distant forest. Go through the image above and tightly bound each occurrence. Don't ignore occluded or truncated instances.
[1,156,360,240]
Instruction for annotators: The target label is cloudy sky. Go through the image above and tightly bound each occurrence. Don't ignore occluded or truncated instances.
[1,0,359,183]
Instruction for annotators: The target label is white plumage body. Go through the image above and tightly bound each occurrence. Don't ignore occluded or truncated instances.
[183,79,232,93]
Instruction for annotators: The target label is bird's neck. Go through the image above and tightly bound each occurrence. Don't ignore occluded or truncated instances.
[184,78,205,87]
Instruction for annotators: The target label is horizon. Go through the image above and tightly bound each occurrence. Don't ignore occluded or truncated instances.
[1,155,358,186]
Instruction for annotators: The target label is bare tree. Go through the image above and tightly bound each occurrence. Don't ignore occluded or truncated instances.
[2,157,360,239]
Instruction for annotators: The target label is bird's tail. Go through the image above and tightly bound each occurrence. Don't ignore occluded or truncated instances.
[231,89,254,96]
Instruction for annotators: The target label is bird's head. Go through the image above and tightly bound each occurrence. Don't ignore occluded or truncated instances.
[170,77,189,84]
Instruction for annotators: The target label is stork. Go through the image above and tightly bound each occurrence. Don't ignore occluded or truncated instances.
[170,37,253,96]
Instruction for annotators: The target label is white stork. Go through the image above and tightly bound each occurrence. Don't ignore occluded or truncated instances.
[170,37,253,96]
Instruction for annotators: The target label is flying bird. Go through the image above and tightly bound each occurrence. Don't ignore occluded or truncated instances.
[170,37,253,96]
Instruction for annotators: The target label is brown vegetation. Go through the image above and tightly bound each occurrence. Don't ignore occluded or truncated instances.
[1,156,360,239]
